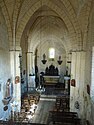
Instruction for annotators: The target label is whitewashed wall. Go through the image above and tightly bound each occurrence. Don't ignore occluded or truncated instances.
[0,8,11,120]
[36,42,66,83]
[70,51,86,119]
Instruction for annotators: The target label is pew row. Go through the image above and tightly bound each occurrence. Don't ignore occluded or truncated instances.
[49,111,81,125]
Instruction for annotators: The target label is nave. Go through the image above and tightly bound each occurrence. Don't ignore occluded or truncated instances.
[0,86,83,125]
[32,95,81,125]
[32,97,55,124]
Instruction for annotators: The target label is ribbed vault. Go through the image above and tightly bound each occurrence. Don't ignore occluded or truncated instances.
[27,6,69,54]
[18,0,82,52]
[0,0,92,52]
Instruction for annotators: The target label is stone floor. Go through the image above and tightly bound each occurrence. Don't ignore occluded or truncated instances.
[32,96,56,124]
[41,86,66,96]
[0,86,84,125]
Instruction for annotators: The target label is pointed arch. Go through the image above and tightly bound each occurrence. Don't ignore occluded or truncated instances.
[0,0,12,48]
[16,0,82,50]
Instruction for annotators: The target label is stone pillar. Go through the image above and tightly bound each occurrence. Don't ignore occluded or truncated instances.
[27,53,31,75]
[10,50,16,79]
[10,49,22,111]
[32,54,35,74]
[27,52,32,89]
[70,51,86,118]
[12,76,21,113]
[66,53,72,76]
[10,50,21,78]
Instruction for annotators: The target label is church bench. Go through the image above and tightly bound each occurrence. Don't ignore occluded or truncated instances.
[49,111,80,125]
[49,111,78,117]
[52,117,81,125]
[55,96,70,110]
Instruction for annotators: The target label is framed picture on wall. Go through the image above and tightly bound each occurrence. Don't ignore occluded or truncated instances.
[71,79,76,87]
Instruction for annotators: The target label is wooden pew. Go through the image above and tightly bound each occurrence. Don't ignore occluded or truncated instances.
[55,96,70,111]
[52,117,81,125]
[49,111,81,125]
[49,111,78,117]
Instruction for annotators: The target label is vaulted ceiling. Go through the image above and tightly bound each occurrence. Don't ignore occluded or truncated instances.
[0,0,92,53]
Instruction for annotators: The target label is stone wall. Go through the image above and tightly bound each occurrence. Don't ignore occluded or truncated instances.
[70,51,86,119]
[36,42,66,83]
[84,3,94,124]
[0,8,11,120]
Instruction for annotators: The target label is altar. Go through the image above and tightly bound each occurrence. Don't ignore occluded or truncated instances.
[43,76,59,86]
[43,64,60,86]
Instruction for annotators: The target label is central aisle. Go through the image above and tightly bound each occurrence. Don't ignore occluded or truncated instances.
[32,97,55,124]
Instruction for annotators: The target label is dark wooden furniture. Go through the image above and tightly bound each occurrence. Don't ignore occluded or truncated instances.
[49,111,81,125]
[54,96,70,111]
[43,64,60,86]
[43,76,59,86]
[45,64,59,76]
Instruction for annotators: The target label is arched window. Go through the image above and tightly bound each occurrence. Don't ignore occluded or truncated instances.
[49,48,55,59]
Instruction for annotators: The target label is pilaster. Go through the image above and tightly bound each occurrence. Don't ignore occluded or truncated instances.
[70,51,86,119]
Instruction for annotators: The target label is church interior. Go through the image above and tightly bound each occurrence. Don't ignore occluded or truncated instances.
[0,0,94,124]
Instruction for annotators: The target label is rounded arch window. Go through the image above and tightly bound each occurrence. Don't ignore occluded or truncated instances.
[49,48,55,59]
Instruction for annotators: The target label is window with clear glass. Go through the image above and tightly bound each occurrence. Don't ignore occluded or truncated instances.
[49,48,55,59]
